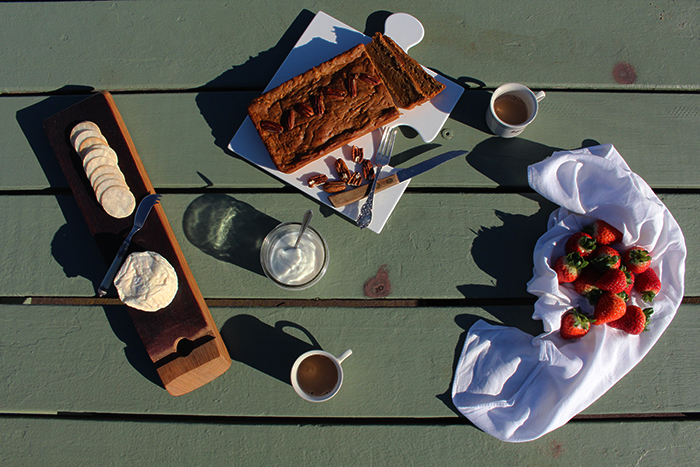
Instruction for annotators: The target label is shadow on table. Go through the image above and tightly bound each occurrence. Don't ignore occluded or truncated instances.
[181,193,279,277]
[16,89,164,389]
[220,315,320,385]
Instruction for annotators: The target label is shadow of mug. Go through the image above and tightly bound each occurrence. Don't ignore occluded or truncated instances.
[182,193,279,276]
[220,315,321,385]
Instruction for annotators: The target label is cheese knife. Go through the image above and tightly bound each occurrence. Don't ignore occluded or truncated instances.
[328,150,467,208]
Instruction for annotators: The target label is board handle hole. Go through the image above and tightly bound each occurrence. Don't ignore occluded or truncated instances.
[176,338,195,357]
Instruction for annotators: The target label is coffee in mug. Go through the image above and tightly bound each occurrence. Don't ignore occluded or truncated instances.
[485,83,545,138]
[291,349,352,402]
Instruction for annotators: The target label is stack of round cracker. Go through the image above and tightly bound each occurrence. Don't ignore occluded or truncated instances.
[70,121,136,219]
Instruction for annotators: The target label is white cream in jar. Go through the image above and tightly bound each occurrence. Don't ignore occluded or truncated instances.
[261,222,328,289]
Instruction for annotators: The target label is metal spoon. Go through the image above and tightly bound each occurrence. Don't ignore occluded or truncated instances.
[293,209,313,249]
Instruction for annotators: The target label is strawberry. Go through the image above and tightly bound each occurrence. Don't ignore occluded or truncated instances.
[593,291,627,325]
[623,246,652,274]
[583,220,623,245]
[553,252,589,283]
[635,268,661,302]
[608,306,654,335]
[617,268,635,302]
[590,245,622,271]
[573,266,602,296]
[595,268,628,293]
[565,232,597,259]
[560,308,596,340]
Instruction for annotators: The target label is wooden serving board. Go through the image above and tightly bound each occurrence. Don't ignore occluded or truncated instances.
[44,91,230,396]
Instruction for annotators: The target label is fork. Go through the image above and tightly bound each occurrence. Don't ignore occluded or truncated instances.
[356,126,398,229]
[97,193,162,297]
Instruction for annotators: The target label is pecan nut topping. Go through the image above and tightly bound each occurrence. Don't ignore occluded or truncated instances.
[284,110,296,130]
[294,102,315,117]
[307,174,328,187]
[311,94,325,116]
[260,120,284,134]
[335,158,351,182]
[351,145,364,163]
[346,74,358,98]
[323,87,346,100]
[347,172,362,186]
[322,181,347,193]
[358,73,381,86]
[362,159,374,180]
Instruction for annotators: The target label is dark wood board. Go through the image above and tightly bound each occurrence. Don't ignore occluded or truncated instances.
[43,91,230,396]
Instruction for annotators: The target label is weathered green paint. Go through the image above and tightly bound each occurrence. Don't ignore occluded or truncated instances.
[4,91,700,190]
[1,1,699,93]
[1,303,698,417]
[0,193,696,299]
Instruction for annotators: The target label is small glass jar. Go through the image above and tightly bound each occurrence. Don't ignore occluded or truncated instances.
[260,222,329,290]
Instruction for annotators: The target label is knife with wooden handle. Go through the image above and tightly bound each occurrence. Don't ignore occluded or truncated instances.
[328,150,467,208]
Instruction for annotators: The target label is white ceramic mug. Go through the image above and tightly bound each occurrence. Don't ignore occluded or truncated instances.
[485,83,546,138]
[290,349,352,402]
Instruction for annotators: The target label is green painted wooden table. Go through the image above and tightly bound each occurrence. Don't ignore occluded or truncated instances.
[2,1,700,465]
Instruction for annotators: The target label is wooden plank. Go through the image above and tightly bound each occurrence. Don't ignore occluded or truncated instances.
[2,416,700,466]
[1,1,700,92]
[0,192,696,299]
[43,91,230,395]
[6,91,700,191]
[1,303,697,417]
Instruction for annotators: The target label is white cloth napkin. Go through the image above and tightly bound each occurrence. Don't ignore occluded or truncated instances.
[451,144,686,442]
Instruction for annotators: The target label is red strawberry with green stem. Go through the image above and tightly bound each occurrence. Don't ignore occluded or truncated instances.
[560,308,596,340]
[590,245,621,271]
[565,232,597,259]
[593,291,627,325]
[608,306,653,335]
[623,247,652,274]
[596,268,628,294]
[635,268,661,302]
[573,267,601,296]
[617,267,635,302]
[583,220,623,245]
[554,252,589,283]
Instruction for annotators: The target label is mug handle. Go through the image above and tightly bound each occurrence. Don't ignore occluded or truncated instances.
[336,349,353,364]
[535,91,546,102]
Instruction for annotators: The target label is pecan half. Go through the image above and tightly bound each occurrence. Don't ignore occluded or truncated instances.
[351,145,364,163]
[346,74,358,98]
[358,73,381,86]
[307,174,328,188]
[335,158,351,182]
[284,110,295,130]
[348,172,362,186]
[323,181,346,193]
[294,102,315,117]
[362,159,374,180]
[260,120,284,134]
[323,87,347,100]
[311,94,325,116]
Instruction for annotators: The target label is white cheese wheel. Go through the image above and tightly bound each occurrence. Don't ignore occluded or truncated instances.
[94,177,128,201]
[114,251,179,312]
[78,136,110,158]
[84,155,117,180]
[91,169,125,189]
[100,185,135,218]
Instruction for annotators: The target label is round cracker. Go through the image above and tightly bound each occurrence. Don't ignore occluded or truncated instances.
[90,166,125,188]
[70,121,102,143]
[84,155,117,180]
[72,129,107,153]
[81,144,118,166]
[100,185,135,219]
[114,251,178,312]
[95,177,128,201]
[78,136,110,157]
